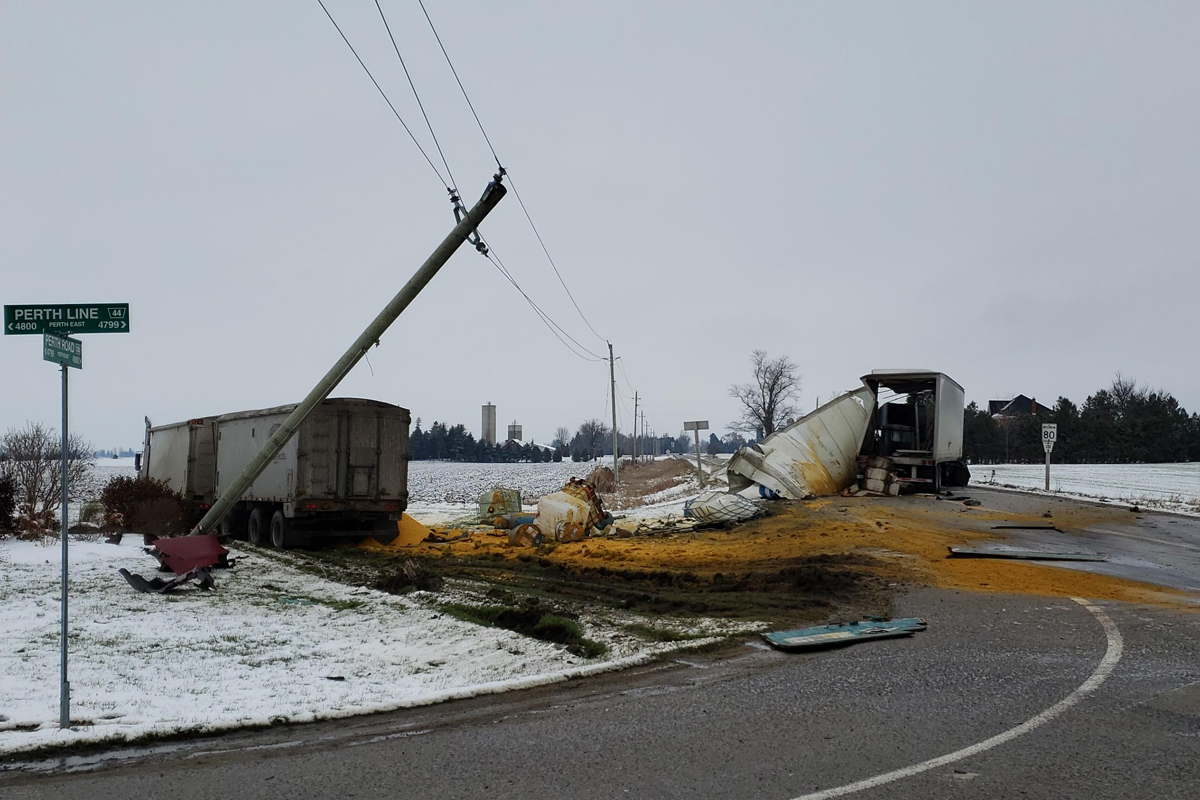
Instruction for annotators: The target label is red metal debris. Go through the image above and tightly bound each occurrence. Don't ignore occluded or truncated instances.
[151,534,229,575]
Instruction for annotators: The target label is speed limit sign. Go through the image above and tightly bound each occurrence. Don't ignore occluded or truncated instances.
[1042,423,1057,453]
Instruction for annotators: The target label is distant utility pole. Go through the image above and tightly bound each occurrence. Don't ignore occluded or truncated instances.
[632,392,638,464]
[641,411,646,462]
[609,342,619,482]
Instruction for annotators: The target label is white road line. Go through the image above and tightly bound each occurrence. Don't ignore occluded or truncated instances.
[1083,526,1200,552]
[790,597,1124,800]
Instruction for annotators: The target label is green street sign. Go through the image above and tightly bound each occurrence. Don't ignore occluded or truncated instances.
[43,332,82,369]
[4,303,130,335]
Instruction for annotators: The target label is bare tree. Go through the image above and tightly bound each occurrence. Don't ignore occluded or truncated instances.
[995,414,1018,463]
[552,427,571,449]
[1110,373,1143,411]
[729,350,801,437]
[575,419,610,457]
[0,422,93,527]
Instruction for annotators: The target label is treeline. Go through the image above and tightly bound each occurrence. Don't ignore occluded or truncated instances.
[964,377,1200,464]
[410,420,558,462]
[410,418,694,463]
[703,432,751,455]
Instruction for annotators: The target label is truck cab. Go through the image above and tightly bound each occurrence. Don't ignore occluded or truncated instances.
[858,370,970,491]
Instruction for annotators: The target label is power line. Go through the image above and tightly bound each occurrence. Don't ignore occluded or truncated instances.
[373,0,458,193]
[483,248,604,363]
[507,175,607,343]
[417,0,606,343]
[483,239,605,361]
[316,0,449,190]
[417,0,502,168]
[617,358,636,395]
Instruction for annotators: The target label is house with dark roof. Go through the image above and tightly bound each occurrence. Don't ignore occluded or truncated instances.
[988,394,1041,417]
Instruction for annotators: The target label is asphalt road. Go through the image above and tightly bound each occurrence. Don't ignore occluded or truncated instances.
[4,490,1199,799]
[951,487,1200,595]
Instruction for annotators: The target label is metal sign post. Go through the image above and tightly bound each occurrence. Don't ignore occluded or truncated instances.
[43,333,83,728]
[7,307,129,730]
[684,420,709,488]
[1042,423,1057,492]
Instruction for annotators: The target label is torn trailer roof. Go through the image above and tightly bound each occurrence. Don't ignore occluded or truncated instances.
[726,385,876,501]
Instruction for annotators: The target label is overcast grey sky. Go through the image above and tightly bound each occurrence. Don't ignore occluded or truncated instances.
[3,1,1197,450]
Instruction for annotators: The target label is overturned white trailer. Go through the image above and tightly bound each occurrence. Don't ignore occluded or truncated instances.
[726,386,876,500]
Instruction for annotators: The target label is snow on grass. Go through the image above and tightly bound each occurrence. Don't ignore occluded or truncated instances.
[0,538,751,755]
[971,463,1200,516]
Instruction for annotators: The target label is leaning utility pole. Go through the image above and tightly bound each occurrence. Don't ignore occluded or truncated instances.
[608,342,619,482]
[190,176,507,536]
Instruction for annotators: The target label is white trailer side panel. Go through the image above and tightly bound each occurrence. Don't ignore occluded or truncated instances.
[216,413,300,502]
[145,424,191,494]
[933,374,965,463]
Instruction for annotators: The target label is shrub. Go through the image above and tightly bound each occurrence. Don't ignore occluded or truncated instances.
[0,475,15,533]
[100,475,198,534]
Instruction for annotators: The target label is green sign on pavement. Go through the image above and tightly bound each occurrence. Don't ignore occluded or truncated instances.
[43,332,82,369]
[4,303,130,335]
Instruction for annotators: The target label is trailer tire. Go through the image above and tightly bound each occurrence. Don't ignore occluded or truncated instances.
[218,511,245,540]
[269,510,295,549]
[247,507,269,547]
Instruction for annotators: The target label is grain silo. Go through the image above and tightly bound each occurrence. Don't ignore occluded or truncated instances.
[481,403,497,445]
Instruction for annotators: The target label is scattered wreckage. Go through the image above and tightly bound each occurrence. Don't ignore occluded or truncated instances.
[728,370,971,501]
[499,478,616,546]
[683,490,764,526]
[120,534,232,593]
[947,546,1109,562]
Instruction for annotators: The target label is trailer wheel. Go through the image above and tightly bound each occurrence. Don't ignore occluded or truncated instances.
[269,510,294,549]
[218,511,246,540]
[247,507,269,547]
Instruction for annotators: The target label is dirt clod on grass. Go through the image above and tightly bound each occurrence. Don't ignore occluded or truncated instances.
[440,599,607,658]
[377,559,444,594]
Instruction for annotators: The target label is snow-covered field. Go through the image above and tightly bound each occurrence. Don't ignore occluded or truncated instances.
[407,461,595,504]
[972,463,1200,516]
[0,539,752,755]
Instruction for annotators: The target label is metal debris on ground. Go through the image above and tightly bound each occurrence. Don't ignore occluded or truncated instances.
[478,487,522,521]
[119,534,230,593]
[947,547,1109,562]
[683,490,764,526]
[425,530,471,545]
[508,523,543,547]
[118,567,215,594]
[991,524,1062,532]
[762,617,928,651]
[504,478,614,547]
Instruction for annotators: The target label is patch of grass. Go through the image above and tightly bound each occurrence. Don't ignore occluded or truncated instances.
[321,598,366,612]
[438,601,608,659]
[267,593,365,612]
[622,623,707,643]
